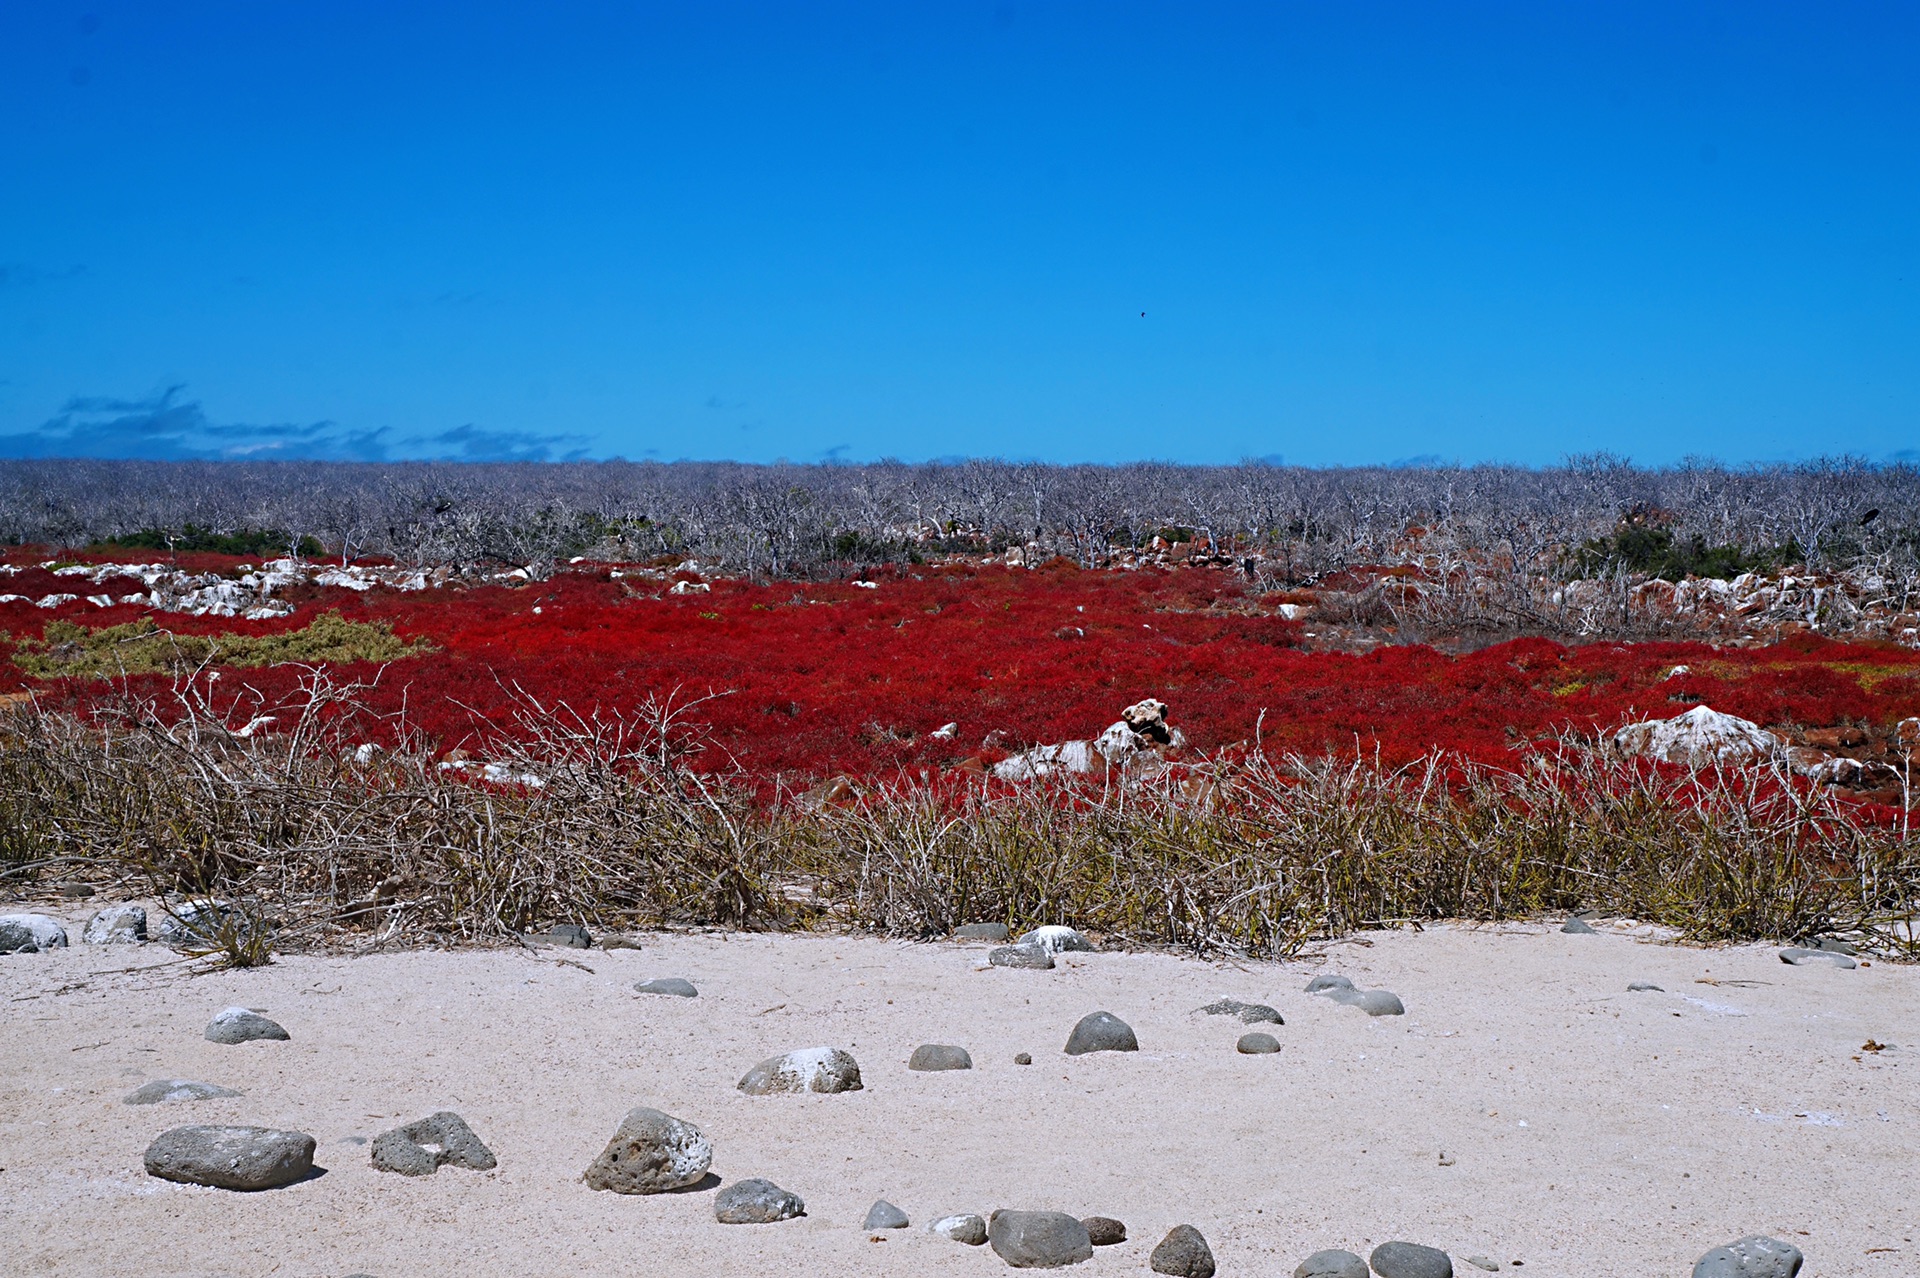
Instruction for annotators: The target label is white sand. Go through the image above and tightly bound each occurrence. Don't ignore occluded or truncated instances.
[1,918,1914,1276]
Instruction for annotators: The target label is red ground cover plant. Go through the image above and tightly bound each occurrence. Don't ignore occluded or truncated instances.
[7,559,1920,786]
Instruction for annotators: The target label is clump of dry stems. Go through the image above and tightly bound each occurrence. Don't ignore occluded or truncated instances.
[2,670,1916,961]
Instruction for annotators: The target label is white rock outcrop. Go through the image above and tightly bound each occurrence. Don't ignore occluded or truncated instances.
[1612,705,1778,768]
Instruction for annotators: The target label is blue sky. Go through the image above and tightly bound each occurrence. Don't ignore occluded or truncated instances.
[1,2,1915,465]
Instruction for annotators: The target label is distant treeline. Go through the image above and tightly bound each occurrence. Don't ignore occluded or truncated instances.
[3,455,1916,583]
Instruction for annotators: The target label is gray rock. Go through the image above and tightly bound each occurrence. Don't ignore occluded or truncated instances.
[1064,1010,1138,1056]
[909,1043,974,1071]
[738,1046,863,1094]
[715,1177,805,1223]
[1324,988,1406,1016]
[600,933,645,950]
[1779,947,1856,969]
[865,1198,910,1229]
[1691,1234,1805,1278]
[60,882,96,899]
[988,1209,1094,1268]
[1082,1217,1127,1246]
[1018,925,1095,954]
[1561,916,1597,934]
[369,1111,496,1176]
[1237,1031,1282,1054]
[83,904,147,945]
[635,977,698,998]
[124,1078,241,1105]
[1150,1224,1216,1278]
[0,913,69,953]
[1627,982,1664,992]
[1304,973,1354,994]
[990,943,1055,970]
[1369,1240,1453,1278]
[1295,1249,1369,1278]
[1014,1052,1033,1065]
[1815,936,1858,955]
[582,1106,712,1193]
[540,923,592,948]
[204,1006,289,1044]
[143,1124,315,1190]
[1463,1258,1501,1273]
[932,1213,989,1245]
[953,922,1011,942]
[1199,998,1284,1025]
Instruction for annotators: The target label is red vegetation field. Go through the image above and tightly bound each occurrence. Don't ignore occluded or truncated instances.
[7,555,1920,786]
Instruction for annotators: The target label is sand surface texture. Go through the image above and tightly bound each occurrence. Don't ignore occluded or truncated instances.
[2,921,1913,1275]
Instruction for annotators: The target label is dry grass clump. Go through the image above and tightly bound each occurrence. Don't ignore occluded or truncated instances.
[11,611,431,679]
[1,673,1916,960]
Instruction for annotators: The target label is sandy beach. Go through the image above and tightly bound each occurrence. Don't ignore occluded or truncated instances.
[1,917,1913,1276]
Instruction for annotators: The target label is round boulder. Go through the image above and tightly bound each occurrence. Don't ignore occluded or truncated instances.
[1370,1240,1453,1278]
[370,1111,496,1176]
[737,1046,863,1094]
[1151,1225,1217,1278]
[1295,1249,1370,1278]
[988,1210,1094,1268]
[932,1213,989,1245]
[583,1106,712,1193]
[865,1198,910,1229]
[1064,1011,1138,1056]
[1691,1235,1805,1278]
[1237,1032,1281,1055]
[909,1043,974,1072]
[0,913,69,954]
[715,1177,805,1224]
[204,1007,289,1044]
[634,977,699,998]
[1082,1216,1127,1246]
[143,1124,315,1190]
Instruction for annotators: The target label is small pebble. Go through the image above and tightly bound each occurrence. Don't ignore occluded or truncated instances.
[1082,1216,1127,1246]
[1064,1010,1138,1055]
[1627,982,1664,992]
[1464,1257,1501,1272]
[1561,917,1597,935]
[1014,1052,1033,1065]
[1237,1032,1281,1055]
